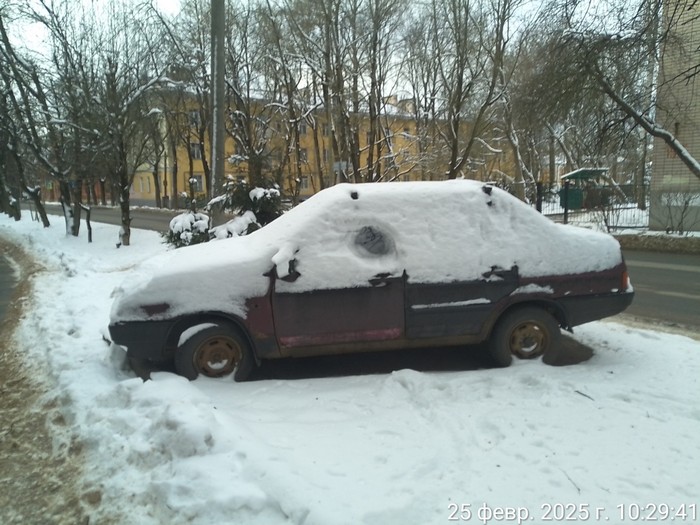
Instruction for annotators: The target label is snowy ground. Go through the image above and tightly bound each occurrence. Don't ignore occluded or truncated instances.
[1,214,699,525]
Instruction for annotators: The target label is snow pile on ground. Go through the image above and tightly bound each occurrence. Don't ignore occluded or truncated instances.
[1,213,699,525]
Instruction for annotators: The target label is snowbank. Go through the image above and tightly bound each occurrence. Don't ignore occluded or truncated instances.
[1,212,699,525]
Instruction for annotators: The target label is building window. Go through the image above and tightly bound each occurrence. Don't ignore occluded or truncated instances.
[137,176,151,194]
[190,142,202,160]
[299,121,307,135]
[299,148,308,162]
[300,176,309,189]
[189,175,203,192]
[323,149,330,162]
[322,124,330,136]
[189,110,201,128]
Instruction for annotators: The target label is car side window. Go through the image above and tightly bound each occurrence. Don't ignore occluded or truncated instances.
[354,225,393,257]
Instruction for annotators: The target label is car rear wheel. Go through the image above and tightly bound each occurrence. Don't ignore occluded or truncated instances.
[174,323,254,381]
[489,307,561,367]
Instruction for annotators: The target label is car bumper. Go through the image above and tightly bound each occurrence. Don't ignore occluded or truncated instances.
[559,291,635,327]
[108,320,175,362]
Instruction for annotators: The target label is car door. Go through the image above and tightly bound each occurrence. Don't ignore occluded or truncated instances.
[404,265,519,339]
[271,223,405,355]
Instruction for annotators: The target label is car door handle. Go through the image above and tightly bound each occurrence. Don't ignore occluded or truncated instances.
[482,265,519,280]
[369,273,392,287]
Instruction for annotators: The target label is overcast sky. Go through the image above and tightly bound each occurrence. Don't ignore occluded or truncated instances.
[155,0,181,16]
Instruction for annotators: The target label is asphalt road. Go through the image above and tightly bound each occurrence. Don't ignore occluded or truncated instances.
[36,203,181,231]
[16,202,700,332]
[623,251,700,329]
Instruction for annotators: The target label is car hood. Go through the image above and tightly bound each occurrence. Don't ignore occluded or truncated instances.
[110,234,279,323]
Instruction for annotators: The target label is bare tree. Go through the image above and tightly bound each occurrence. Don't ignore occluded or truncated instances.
[284,0,368,183]
[402,16,442,180]
[360,0,406,182]
[557,0,700,182]
[157,0,215,200]
[425,0,508,180]
[0,83,39,222]
[0,90,21,221]
[0,6,74,231]
[91,1,168,246]
[501,10,647,207]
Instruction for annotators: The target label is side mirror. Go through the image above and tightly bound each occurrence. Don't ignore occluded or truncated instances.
[271,244,300,282]
[279,259,301,282]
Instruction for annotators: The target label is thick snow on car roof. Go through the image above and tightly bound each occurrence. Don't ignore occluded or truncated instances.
[265,179,623,287]
[110,180,623,322]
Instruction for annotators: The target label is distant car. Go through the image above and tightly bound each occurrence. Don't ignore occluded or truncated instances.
[109,180,633,380]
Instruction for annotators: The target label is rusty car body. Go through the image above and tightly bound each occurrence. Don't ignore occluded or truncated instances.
[109,180,633,380]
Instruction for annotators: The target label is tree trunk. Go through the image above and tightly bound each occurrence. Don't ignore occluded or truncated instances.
[118,183,131,246]
[152,169,162,208]
[0,182,20,221]
[117,146,132,246]
[110,180,118,206]
[311,124,326,192]
[24,186,50,227]
[71,179,83,237]
[99,179,107,206]
[59,181,73,236]
[169,135,179,209]
[83,181,92,205]
[548,131,556,187]
[80,203,92,243]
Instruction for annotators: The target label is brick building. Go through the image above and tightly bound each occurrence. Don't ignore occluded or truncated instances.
[651,1,700,232]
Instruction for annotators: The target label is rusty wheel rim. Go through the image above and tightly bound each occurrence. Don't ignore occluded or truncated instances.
[194,335,241,377]
[510,321,548,359]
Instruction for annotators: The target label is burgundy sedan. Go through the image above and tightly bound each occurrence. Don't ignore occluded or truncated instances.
[109,180,633,380]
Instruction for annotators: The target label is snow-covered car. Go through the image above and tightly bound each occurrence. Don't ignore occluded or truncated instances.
[108,180,634,380]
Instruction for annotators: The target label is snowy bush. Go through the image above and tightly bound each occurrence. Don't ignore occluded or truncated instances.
[162,179,285,247]
[209,210,258,240]
[162,211,210,249]
[208,176,283,232]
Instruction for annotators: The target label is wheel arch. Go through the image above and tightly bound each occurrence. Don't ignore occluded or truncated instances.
[164,312,258,363]
[487,299,569,337]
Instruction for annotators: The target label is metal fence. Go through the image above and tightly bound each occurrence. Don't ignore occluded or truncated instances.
[536,183,650,232]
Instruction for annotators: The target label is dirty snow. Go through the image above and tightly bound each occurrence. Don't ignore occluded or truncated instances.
[1,210,699,525]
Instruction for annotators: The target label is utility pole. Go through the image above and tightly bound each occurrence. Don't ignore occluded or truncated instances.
[210,0,225,211]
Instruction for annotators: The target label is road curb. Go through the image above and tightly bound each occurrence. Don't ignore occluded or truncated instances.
[615,233,700,255]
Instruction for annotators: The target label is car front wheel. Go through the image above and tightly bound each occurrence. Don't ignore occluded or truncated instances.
[489,307,561,367]
[174,323,254,381]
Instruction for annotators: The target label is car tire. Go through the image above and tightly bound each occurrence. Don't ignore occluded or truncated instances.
[174,323,254,381]
[489,307,561,367]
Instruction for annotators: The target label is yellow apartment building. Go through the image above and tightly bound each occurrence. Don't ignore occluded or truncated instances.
[130,97,512,208]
